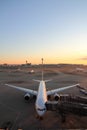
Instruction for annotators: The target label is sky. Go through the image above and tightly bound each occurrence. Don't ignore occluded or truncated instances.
[0,0,87,64]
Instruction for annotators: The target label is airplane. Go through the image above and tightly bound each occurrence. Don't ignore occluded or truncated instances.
[5,58,79,119]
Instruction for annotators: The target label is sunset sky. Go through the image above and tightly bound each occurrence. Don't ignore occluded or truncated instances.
[0,0,87,64]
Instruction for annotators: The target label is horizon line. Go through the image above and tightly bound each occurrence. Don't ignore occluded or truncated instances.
[0,63,86,66]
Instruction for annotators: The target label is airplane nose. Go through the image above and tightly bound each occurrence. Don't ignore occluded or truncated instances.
[37,110,45,116]
[36,107,46,116]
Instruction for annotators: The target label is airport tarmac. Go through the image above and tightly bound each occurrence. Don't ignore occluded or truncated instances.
[0,66,87,130]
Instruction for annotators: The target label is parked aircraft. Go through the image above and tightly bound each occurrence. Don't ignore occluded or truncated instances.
[5,59,79,119]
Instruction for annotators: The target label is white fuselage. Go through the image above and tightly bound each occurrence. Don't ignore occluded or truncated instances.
[35,81,47,116]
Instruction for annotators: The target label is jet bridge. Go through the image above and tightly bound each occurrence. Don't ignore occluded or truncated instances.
[45,95,87,116]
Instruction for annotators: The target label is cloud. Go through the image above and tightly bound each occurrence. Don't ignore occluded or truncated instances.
[79,57,87,60]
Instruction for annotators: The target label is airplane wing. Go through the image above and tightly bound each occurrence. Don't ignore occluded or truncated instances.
[5,84,37,96]
[47,84,79,96]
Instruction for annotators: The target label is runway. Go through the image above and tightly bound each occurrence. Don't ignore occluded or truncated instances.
[0,67,87,129]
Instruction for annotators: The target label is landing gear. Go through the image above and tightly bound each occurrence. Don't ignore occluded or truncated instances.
[39,116,43,120]
[36,115,43,120]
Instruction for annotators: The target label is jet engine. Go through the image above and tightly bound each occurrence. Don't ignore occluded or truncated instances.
[54,93,60,101]
[47,95,51,100]
[24,93,30,101]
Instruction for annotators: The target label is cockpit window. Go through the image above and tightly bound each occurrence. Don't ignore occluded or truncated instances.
[37,108,46,111]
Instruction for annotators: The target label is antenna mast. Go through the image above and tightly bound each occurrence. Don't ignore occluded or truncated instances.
[41,58,44,80]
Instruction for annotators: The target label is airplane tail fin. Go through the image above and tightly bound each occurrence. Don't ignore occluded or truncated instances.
[33,58,52,83]
[41,58,44,81]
